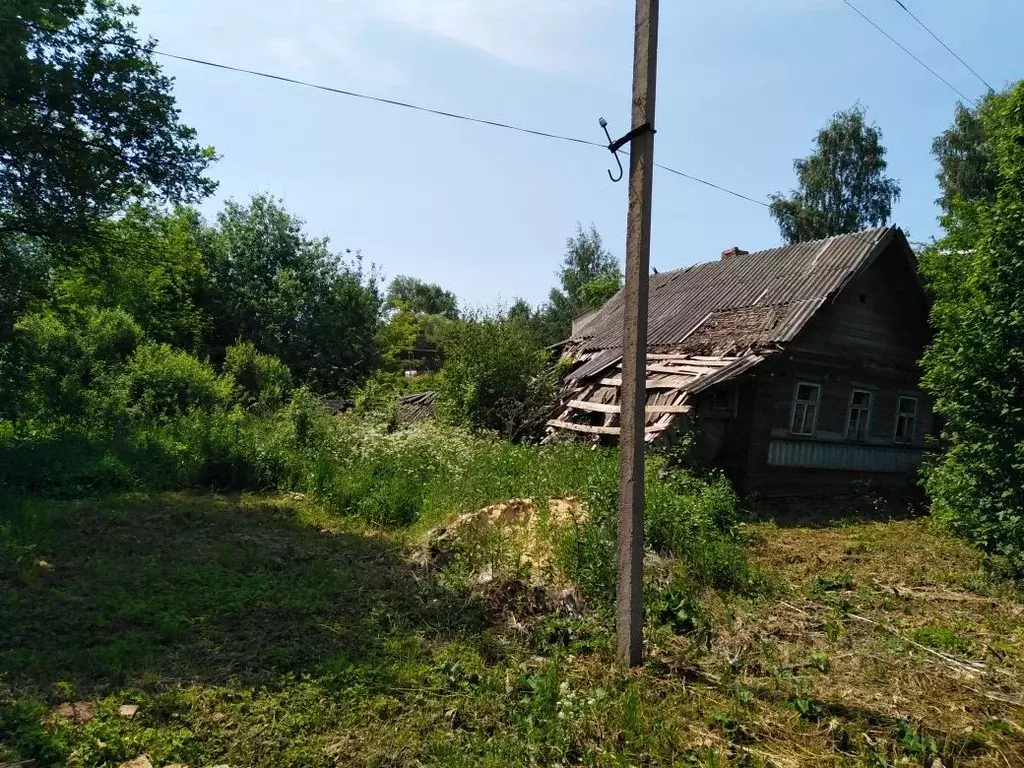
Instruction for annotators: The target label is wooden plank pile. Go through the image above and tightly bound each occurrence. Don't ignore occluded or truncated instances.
[545,352,753,443]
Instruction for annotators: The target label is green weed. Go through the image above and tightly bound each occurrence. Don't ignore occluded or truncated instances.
[912,625,973,655]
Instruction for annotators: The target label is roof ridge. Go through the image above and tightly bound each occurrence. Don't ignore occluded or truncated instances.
[652,226,893,278]
[573,226,901,353]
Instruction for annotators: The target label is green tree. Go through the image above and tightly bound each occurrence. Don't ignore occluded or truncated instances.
[932,99,999,214]
[1,0,215,242]
[770,106,901,243]
[436,313,554,438]
[920,80,1024,570]
[0,235,51,341]
[386,275,459,319]
[201,194,382,394]
[53,206,210,350]
[376,306,423,373]
[540,224,622,344]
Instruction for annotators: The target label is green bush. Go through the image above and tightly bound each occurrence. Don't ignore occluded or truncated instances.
[0,307,142,425]
[555,456,752,604]
[118,343,231,422]
[436,314,555,438]
[224,341,292,409]
[0,311,88,422]
[85,307,144,365]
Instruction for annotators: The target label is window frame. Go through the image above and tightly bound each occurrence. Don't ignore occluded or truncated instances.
[789,381,821,437]
[845,388,873,442]
[893,395,918,444]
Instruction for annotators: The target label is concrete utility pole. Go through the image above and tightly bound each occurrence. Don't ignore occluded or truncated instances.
[616,0,659,667]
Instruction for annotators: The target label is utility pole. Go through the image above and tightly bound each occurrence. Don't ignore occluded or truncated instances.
[616,0,659,667]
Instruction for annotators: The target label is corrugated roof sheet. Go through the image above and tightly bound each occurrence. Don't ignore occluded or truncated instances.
[572,227,896,354]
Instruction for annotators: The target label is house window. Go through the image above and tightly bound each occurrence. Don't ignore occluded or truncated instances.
[894,396,917,444]
[846,389,873,441]
[790,382,820,436]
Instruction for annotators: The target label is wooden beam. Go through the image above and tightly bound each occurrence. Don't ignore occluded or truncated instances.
[566,399,691,415]
[646,403,692,413]
[547,419,621,435]
[645,363,704,376]
[599,375,694,389]
[645,356,726,370]
[547,419,662,436]
[567,399,619,413]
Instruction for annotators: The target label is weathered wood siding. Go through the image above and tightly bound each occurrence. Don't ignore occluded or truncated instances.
[730,242,933,499]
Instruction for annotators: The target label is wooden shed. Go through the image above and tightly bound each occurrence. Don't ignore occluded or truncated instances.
[546,226,931,501]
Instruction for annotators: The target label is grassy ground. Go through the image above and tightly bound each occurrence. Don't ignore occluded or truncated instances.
[1,493,1022,767]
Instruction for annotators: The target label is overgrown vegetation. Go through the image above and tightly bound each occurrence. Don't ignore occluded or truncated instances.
[6,1,1024,764]
[434,313,556,438]
[920,81,1024,570]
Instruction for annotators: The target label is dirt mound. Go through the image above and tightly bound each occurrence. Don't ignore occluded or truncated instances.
[416,497,589,621]
[427,496,587,576]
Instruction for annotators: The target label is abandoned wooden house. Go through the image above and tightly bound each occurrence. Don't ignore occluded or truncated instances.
[546,226,932,500]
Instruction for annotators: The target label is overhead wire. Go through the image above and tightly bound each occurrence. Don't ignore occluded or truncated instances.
[154,51,607,149]
[152,49,770,208]
[151,49,905,252]
[838,0,977,105]
[888,0,994,93]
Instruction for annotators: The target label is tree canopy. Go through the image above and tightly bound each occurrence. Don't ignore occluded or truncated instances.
[920,80,1024,569]
[770,106,901,243]
[202,194,382,393]
[385,275,459,319]
[932,99,999,214]
[539,224,622,343]
[1,0,216,243]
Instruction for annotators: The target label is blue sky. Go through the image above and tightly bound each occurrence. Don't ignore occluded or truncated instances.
[135,0,1021,307]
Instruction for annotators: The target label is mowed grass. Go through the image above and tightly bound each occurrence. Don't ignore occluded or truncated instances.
[2,493,1023,767]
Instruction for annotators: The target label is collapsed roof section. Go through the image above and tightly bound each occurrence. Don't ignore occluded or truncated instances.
[546,227,909,443]
[546,351,763,443]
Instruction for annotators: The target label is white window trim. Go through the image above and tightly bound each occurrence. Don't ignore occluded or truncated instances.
[845,388,873,442]
[893,395,918,444]
[789,381,821,437]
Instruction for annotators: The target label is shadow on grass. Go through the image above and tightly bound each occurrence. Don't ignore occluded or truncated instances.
[750,493,925,529]
[0,492,486,697]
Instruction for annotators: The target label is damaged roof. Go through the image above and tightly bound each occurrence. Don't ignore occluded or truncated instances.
[570,226,906,356]
[546,226,915,443]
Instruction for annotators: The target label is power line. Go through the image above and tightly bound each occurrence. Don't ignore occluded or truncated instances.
[654,163,769,207]
[153,49,769,208]
[889,0,994,93]
[839,0,978,105]
[154,51,606,150]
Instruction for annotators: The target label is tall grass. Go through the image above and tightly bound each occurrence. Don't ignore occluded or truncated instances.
[1,388,756,604]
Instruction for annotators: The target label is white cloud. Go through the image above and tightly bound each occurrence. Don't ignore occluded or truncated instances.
[141,0,619,83]
[349,0,620,74]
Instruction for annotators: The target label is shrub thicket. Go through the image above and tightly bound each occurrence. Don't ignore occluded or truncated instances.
[435,314,556,439]
[920,82,1024,570]
[224,341,293,410]
[1,333,752,598]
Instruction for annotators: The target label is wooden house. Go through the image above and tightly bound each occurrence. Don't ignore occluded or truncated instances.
[546,226,931,501]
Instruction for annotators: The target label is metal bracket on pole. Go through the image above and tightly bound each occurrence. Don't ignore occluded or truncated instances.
[599,118,657,182]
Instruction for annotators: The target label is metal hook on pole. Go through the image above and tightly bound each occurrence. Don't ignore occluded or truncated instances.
[599,118,624,182]
[599,117,656,183]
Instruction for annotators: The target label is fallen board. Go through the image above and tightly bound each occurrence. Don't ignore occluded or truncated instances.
[565,399,691,415]
[546,419,663,436]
